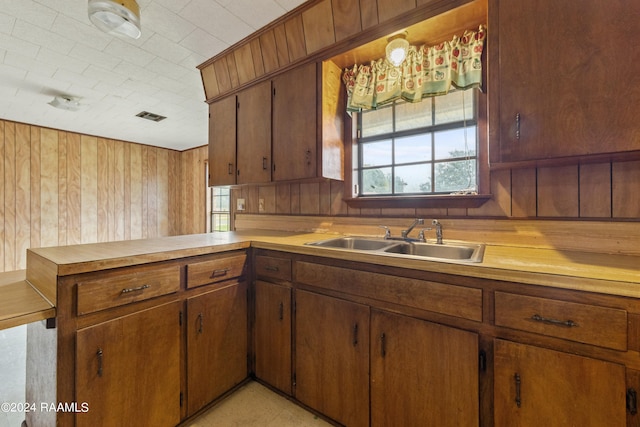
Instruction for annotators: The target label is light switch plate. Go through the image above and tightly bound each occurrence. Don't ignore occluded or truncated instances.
[237,198,245,211]
[258,198,265,212]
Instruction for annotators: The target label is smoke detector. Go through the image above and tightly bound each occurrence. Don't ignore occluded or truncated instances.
[48,96,83,112]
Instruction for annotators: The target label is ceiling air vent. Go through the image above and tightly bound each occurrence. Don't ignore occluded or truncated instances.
[136,111,167,122]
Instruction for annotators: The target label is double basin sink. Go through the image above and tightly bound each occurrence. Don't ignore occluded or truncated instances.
[305,236,485,263]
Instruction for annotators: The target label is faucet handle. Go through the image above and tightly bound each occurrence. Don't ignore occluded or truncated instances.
[417,228,432,242]
[379,225,391,239]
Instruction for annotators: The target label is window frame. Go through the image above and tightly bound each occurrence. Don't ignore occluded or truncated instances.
[343,87,491,209]
[356,90,479,197]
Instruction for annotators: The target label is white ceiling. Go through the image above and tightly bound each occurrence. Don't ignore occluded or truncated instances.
[0,0,308,151]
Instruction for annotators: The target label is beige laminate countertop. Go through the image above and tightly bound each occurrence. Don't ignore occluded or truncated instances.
[27,229,640,295]
[2,229,638,332]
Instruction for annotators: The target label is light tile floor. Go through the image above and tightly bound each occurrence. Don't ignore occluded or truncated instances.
[184,382,333,427]
[0,325,27,427]
[0,327,329,427]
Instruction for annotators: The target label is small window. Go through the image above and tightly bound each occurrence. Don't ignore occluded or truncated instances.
[209,187,230,232]
[356,89,477,197]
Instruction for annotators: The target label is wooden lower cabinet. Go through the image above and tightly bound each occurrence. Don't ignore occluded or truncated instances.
[254,280,292,394]
[493,339,626,427]
[75,301,182,427]
[295,290,370,427]
[370,309,479,427]
[187,281,248,416]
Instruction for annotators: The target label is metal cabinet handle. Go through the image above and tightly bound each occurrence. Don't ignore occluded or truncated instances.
[197,313,203,334]
[278,302,284,321]
[228,163,234,175]
[515,373,521,407]
[264,265,279,272]
[531,314,578,328]
[97,348,103,377]
[211,268,229,278]
[380,333,386,357]
[263,157,268,170]
[121,284,150,294]
[515,113,521,140]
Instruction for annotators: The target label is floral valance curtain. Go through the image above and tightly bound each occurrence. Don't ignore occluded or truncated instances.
[342,25,486,112]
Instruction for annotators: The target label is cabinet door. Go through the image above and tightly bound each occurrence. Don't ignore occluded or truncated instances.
[494,339,626,427]
[295,290,369,427]
[237,81,271,184]
[208,96,237,186]
[187,281,248,416]
[76,301,181,427]
[272,62,317,181]
[497,0,640,162]
[254,280,292,394]
[371,310,479,427]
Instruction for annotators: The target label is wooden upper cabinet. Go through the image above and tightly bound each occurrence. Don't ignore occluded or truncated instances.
[237,81,272,184]
[208,96,236,186]
[494,0,640,163]
[272,61,344,182]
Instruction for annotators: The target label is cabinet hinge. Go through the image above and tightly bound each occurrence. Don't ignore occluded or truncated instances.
[180,392,184,407]
[179,311,183,326]
[479,350,487,372]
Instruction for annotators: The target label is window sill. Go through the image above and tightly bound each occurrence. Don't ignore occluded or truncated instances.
[344,194,492,209]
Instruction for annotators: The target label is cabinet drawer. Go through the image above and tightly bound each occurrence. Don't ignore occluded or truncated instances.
[187,252,247,289]
[77,265,180,315]
[494,292,627,351]
[255,255,292,282]
[295,261,482,321]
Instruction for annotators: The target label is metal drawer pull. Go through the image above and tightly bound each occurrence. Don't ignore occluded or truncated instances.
[121,284,150,294]
[264,265,280,272]
[531,314,578,328]
[514,373,521,407]
[197,313,203,334]
[211,268,229,278]
[97,348,103,377]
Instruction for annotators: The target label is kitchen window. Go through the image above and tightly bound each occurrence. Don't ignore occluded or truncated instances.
[356,88,477,196]
[210,187,230,232]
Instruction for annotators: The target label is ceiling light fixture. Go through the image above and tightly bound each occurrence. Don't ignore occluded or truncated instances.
[48,96,83,112]
[88,0,141,40]
[386,31,410,66]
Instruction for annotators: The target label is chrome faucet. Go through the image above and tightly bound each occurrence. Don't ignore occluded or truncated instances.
[432,219,443,244]
[401,219,424,240]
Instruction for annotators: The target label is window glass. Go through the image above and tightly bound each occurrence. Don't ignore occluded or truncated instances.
[361,106,393,137]
[395,134,431,164]
[434,90,473,125]
[361,167,392,194]
[395,164,432,193]
[434,128,476,160]
[435,159,476,192]
[395,100,432,131]
[361,139,392,167]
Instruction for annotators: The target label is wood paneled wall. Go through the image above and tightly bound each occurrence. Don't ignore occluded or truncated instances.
[0,119,209,273]
[232,160,640,220]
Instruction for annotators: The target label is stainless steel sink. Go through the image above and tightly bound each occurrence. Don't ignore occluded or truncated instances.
[305,237,485,263]
[305,236,395,251]
[383,241,485,262]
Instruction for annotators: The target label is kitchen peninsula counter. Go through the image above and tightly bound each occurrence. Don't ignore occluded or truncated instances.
[2,229,638,331]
